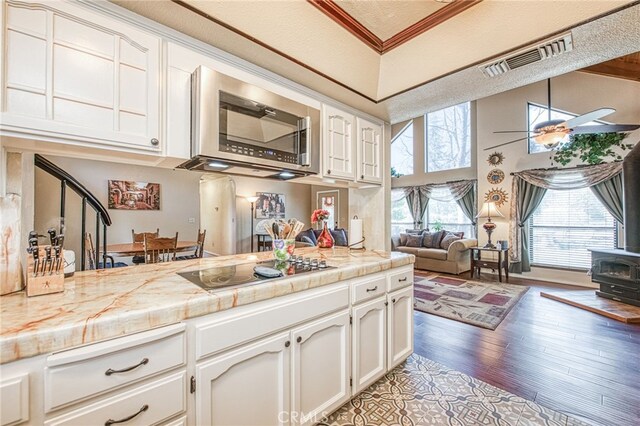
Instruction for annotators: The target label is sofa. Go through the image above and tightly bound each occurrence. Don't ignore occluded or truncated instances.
[391,230,477,275]
[295,228,349,247]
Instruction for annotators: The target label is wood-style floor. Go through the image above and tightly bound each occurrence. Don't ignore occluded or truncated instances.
[413,270,640,426]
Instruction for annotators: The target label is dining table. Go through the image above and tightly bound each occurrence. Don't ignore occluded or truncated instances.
[105,241,199,257]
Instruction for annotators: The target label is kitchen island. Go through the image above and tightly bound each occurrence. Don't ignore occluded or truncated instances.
[0,248,414,426]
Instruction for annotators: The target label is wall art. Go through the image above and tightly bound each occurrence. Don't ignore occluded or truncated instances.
[108,180,160,210]
[484,188,509,207]
[487,152,505,166]
[487,169,505,184]
[255,192,286,218]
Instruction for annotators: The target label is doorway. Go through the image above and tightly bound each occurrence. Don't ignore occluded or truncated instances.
[317,190,339,229]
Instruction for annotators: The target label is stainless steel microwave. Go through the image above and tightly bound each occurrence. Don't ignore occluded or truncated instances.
[181,66,320,178]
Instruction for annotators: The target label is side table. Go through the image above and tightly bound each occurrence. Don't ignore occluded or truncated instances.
[470,246,509,283]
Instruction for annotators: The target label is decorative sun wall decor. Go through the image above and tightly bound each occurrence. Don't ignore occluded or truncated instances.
[484,188,509,207]
[487,169,505,184]
[487,152,505,166]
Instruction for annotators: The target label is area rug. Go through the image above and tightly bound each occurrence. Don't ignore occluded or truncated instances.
[321,354,593,426]
[413,275,528,330]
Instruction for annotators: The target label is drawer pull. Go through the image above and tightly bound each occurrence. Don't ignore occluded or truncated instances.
[105,358,149,376]
[366,286,378,292]
[398,277,408,282]
[392,298,396,303]
[105,404,148,425]
[297,336,302,343]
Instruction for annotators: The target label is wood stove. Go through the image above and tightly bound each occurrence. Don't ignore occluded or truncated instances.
[591,140,640,306]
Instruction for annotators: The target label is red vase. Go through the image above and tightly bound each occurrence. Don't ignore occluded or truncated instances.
[317,222,334,248]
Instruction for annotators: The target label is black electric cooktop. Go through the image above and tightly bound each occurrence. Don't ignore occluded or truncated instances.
[177,257,334,292]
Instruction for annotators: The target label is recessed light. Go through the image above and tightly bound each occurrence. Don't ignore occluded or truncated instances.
[208,161,228,169]
[279,171,295,178]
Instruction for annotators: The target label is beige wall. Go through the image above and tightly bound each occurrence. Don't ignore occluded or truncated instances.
[390,71,640,286]
[232,176,312,254]
[34,155,203,268]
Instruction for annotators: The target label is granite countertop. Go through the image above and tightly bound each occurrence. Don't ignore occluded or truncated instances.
[0,248,414,364]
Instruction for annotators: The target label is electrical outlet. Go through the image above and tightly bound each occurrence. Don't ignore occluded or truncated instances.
[188,218,195,224]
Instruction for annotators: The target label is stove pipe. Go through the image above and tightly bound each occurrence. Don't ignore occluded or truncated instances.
[623,141,640,253]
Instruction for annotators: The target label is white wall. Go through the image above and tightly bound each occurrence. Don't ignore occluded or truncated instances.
[34,155,203,268]
[232,176,312,254]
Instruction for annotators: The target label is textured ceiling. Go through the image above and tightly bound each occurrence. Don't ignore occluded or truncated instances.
[335,0,446,40]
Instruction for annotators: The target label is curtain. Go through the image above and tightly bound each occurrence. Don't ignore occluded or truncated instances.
[590,173,624,223]
[508,162,623,273]
[509,178,547,273]
[455,182,477,236]
[421,180,475,202]
[403,187,429,228]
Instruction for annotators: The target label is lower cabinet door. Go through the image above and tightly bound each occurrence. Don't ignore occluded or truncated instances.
[352,296,387,395]
[387,286,414,370]
[291,311,350,426]
[195,332,291,426]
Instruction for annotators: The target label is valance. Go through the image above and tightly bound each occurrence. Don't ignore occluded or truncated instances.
[511,162,622,190]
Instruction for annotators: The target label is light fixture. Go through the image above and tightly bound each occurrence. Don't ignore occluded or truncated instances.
[208,161,228,169]
[476,202,504,249]
[534,131,567,147]
[279,171,295,178]
[245,196,260,252]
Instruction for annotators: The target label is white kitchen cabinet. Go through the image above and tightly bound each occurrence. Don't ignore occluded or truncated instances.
[351,296,387,395]
[0,373,29,426]
[356,117,383,184]
[1,0,161,152]
[291,311,350,426]
[387,286,414,370]
[322,104,355,180]
[195,332,291,426]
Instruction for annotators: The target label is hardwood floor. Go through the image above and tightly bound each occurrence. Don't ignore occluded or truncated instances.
[413,270,640,426]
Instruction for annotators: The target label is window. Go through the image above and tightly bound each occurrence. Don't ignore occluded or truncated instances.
[391,121,413,176]
[426,102,471,172]
[426,199,474,238]
[391,194,413,236]
[529,187,617,270]
[527,103,603,154]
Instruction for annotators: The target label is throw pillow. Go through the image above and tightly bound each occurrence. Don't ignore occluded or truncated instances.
[399,233,409,246]
[296,229,317,246]
[405,234,423,247]
[300,236,314,245]
[430,230,446,248]
[443,229,465,239]
[405,228,424,235]
[330,228,349,247]
[421,231,438,248]
[440,232,462,250]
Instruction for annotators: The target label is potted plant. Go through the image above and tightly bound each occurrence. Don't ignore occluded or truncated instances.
[552,133,633,166]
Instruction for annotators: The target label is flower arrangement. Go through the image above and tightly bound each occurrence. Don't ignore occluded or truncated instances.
[311,209,330,224]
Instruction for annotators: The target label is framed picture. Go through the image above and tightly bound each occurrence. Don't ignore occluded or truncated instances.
[108,180,160,210]
[255,192,285,218]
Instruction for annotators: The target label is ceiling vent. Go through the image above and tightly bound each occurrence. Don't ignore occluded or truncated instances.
[479,33,574,78]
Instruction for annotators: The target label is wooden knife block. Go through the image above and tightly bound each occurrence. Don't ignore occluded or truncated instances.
[26,248,65,297]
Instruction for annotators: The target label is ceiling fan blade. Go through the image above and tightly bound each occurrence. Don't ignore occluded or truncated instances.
[563,108,615,128]
[484,136,532,151]
[570,124,640,135]
[493,130,536,134]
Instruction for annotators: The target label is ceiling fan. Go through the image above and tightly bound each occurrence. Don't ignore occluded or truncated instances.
[485,79,640,151]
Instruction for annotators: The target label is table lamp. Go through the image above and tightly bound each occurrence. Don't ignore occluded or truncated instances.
[476,202,504,249]
[246,196,260,252]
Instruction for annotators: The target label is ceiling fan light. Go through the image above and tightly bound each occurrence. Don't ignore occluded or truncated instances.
[534,131,567,146]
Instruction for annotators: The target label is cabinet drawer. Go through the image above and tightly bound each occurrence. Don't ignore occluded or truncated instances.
[600,284,639,300]
[45,324,185,412]
[352,275,386,305]
[196,283,349,360]
[0,373,29,426]
[44,372,186,426]
[387,267,413,292]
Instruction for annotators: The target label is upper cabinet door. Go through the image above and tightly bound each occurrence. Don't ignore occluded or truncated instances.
[1,0,161,152]
[322,104,355,180]
[356,118,383,184]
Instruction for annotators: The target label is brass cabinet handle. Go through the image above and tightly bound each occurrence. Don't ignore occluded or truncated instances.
[105,358,149,376]
[105,404,148,425]
[366,286,378,292]
[296,336,302,343]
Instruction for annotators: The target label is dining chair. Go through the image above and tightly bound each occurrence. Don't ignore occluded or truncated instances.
[84,233,127,270]
[144,233,178,264]
[177,230,206,261]
[131,228,159,264]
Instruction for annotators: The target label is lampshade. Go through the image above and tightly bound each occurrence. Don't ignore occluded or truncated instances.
[245,196,259,203]
[534,131,567,146]
[476,202,504,219]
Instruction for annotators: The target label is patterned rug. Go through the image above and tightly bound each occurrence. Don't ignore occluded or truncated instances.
[321,354,593,426]
[413,275,528,330]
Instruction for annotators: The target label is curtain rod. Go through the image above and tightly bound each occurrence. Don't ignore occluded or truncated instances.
[393,178,476,189]
[509,161,621,176]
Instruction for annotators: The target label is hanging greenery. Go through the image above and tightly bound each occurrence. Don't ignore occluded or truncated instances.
[391,167,403,178]
[552,132,634,166]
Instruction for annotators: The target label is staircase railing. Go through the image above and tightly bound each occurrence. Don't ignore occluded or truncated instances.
[35,154,112,270]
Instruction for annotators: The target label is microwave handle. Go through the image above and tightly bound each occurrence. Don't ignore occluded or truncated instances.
[299,116,311,167]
